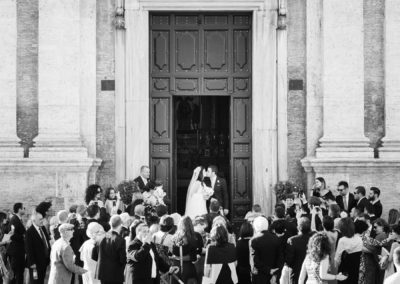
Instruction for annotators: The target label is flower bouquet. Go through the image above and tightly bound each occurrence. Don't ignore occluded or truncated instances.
[202,185,214,200]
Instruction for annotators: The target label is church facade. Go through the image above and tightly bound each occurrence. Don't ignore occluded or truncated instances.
[1,0,399,218]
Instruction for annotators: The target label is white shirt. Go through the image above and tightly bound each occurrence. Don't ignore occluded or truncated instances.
[141,176,148,186]
[343,192,350,210]
[211,176,217,189]
[384,272,400,284]
[334,235,363,267]
[149,248,157,278]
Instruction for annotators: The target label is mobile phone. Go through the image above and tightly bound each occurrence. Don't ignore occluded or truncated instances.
[113,200,116,206]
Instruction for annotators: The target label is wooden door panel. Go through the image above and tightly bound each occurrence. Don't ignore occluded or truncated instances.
[204,30,228,72]
[234,30,250,73]
[151,158,171,201]
[152,98,170,139]
[152,31,170,73]
[233,98,251,138]
[175,31,199,72]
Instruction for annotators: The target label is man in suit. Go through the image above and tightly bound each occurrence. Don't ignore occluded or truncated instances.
[285,217,314,284]
[355,186,369,213]
[270,205,298,238]
[126,223,178,283]
[368,187,383,218]
[7,202,26,284]
[25,211,51,284]
[203,199,222,233]
[335,181,356,213]
[92,215,126,284]
[207,165,229,215]
[250,216,282,284]
[134,165,151,191]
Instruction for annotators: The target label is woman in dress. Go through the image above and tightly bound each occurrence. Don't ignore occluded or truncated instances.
[335,218,363,284]
[171,216,202,283]
[204,225,238,284]
[382,224,400,279]
[299,232,347,284]
[79,222,105,284]
[185,167,211,219]
[236,221,253,284]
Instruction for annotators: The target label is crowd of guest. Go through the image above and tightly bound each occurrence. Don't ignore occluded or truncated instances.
[0,171,400,284]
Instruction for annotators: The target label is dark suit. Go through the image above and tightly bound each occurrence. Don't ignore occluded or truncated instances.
[92,230,126,284]
[210,176,229,210]
[356,197,369,213]
[134,176,149,191]
[371,200,382,218]
[336,193,356,213]
[285,232,314,284]
[6,214,26,284]
[250,231,282,284]
[25,225,51,284]
[125,238,170,284]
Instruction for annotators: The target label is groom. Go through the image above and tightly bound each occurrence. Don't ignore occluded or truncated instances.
[206,165,229,215]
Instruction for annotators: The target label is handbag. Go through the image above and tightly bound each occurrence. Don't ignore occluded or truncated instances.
[153,233,172,266]
[0,254,13,284]
[202,245,214,284]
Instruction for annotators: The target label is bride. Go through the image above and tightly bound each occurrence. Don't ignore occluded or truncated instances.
[185,166,213,219]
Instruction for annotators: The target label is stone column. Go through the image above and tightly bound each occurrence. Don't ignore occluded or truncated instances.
[0,0,23,158]
[379,0,400,158]
[125,2,149,178]
[114,0,126,181]
[316,0,373,158]
[252,3,278,215]
[31,0,87,158]
[277,0,288,181]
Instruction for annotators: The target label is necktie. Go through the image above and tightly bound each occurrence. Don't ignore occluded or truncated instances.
[344,196,348,211]
[39,227,49,254]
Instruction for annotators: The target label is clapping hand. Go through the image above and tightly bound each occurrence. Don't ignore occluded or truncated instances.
[336,273,348,281]
[168,266,179,274]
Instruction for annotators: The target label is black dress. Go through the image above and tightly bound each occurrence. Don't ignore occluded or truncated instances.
[172,236,200,283]
[338,250,361,284]
[207,243,237,284]
[236,238,251,284]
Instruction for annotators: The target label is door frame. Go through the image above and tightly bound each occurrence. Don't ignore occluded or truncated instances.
[115,0,288,215]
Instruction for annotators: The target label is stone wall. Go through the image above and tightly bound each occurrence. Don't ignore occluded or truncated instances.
[96,0,116,188]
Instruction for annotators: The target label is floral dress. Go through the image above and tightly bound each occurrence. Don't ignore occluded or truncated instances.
[359,230,383,284]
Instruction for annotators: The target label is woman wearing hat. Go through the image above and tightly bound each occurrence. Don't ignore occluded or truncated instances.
[48,223,87,284]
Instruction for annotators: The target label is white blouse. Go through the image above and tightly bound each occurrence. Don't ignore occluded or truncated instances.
[334,235,363,267]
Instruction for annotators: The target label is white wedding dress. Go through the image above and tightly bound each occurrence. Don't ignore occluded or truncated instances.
[185,180,207,219]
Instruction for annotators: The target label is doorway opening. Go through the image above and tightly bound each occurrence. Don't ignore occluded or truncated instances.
[174,96,230,215]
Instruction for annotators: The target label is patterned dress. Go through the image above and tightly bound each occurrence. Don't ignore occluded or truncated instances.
[304,255,328,284]
[359,230,383,284]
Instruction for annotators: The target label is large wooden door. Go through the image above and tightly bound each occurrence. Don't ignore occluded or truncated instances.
[150,13,252,223]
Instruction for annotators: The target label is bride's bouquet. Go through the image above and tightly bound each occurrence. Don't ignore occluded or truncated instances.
[202,177,214,200]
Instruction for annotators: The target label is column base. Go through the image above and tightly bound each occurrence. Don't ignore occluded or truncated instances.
[0,157,102,211]
[316,139,374,158]
[0,146,24,158]
[30,135,88,159]
[379,140,400,159]
[0,140,24,158]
